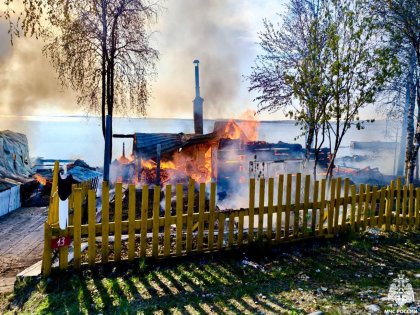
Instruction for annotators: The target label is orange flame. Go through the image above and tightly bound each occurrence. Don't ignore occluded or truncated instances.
[34,174,47,185]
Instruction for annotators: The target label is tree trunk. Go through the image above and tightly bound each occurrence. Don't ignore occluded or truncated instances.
[404,53,417,183]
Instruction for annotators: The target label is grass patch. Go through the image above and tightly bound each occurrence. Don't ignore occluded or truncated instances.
[1,231,419,314]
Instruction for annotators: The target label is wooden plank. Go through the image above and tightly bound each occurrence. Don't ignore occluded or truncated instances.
[218,213,225,250]
[341,178,350,230]
[327,178,336,235]
[228,212,235,247]
[114,182,123,261]
[186,179,195,253]
[408,184,414,230]
[311,180,319,235]
[58,226,69,271]
[395,178,402,229]
[276,174,284,241]
[73,188,82,269]
[128,184,136,261]
[88,190,96,266]
[140,185,149,258]
[350,185,356,231]
[208,183,216,250]
[238,209,244,246]
[318,179,326,235]
[333,177,341,233]
[258,178,265,239]
[369,186,378,228]
[248,178,255,242]
[385,181,394,231]
[302,175,310,236]
[152,185,161,258]
[378,187,386,229]
[197,183,205,252]
[363,185,371,230]
[267,178,274,241]
[101,182,109,263]
[176,184,183,256]
[163,185,172,257]
[284,174,292,239]
[402,185,407,230]
[356,184,364,231]
[294,173,301,237]
[42,222,52,276]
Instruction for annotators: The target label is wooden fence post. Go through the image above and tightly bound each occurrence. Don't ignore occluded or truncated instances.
[42,222,52,276]
[303,175,310,236]
[328,178,336,235]
[267,178,274,241]
[378,187,386,229]
[164,185,172,257]
[128,184,136,261]
[350,185,356,231]
[385,181,394,231]
[258,178,265,239]
[334,177,341,233]
[276,175,284,241]
[311,180,319,235]
[73,188,82,269]
[114,182,122,261]
[186,179,195,253]
[88,190,96,266]
[152,185,161,258]
[140,185,149,258]
[341,178,350,230]
[248,178,255,242]
[395,178,402,230]
[102,182,110,263]
[284,174,292,239]
[197,183,205,252]
[319,179,326,235]
[208,182,216,250]
[293,173,301,237]
[176,184,183,256]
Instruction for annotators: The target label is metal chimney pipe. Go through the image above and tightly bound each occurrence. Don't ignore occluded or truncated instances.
[193,59,204,134]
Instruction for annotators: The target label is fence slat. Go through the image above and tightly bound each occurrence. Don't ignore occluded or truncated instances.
[334,178,341,233]
[58,227,68,271]
[197,183,205,252]
[276,174,284,241]
[385,181,394,231]
[208,183,216,250]
[238,210,244,246]
[128,184,136,261]
[218,213,225,250]
[101,182,109,263]
[114,182,123,261]
[267,178,274,241]
[186,179,194,253]
[258,178,265,239]
[303,175,310,236]
[164,185,172,257]
[363,185,371,230]
[228,212,235,247]
[88,190,96,266]
[248,178,255,242]
[73,188,82,269]
[140,185,149,258]
[350,185,356,231]
[319,179,326,235]
[395,178,402,229]
[356,184,364,231]
[408,184,414,230]
[402,185,407,230]
[369,186,378,228]
[311,180,319,235]
[284,174,292,239]
[294,173,301,237]
[378,187,386,229]
[152,186,161,258]
[176,184,183,256]
[328,178,336,235]
[341,178,350,230]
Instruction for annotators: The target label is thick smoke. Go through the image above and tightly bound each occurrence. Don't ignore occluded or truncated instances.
[149,0,250,118]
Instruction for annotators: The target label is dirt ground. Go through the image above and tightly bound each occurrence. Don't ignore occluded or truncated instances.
[0,207,47,294]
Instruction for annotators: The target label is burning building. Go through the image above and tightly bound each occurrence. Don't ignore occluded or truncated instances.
[112,60,328,193]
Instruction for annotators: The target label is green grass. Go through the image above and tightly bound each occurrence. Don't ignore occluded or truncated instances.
[1,231,419,314]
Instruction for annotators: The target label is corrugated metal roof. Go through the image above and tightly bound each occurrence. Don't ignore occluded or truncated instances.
[67,166,101,183]
[134,132,219,159]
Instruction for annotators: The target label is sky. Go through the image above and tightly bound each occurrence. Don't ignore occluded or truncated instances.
[0,0,379,121]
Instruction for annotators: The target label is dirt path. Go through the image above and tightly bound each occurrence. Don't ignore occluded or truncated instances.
[0,207,47,294]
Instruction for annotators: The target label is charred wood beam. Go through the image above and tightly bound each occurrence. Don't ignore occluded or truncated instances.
[113,134,134,138]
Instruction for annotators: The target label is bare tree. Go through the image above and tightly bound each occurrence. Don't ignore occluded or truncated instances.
[2,0,160,158]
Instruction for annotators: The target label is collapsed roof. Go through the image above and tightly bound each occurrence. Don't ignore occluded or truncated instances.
[0,130,33,178]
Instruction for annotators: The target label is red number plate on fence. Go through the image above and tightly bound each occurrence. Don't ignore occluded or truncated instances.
[51,236,71,249]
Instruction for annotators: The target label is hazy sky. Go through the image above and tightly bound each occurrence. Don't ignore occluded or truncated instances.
[0,0,378,121]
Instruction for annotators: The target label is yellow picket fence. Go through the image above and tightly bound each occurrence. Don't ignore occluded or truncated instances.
[42,170,420,276]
